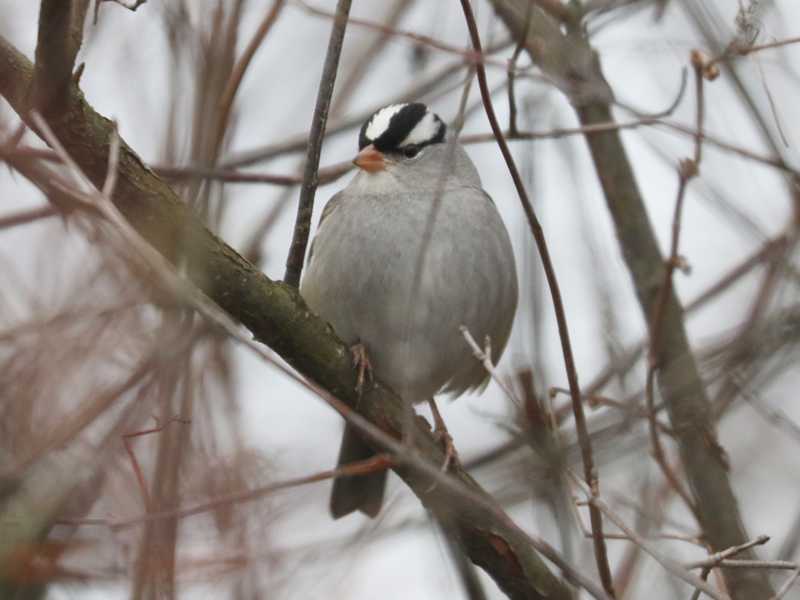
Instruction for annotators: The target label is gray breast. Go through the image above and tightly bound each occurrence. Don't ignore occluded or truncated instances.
[301,185,518,404]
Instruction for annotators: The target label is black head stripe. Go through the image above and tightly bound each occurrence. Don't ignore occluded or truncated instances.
[358,103,446,152]
[428,118,446,145]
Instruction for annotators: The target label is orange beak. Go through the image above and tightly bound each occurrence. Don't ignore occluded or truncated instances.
[353,144,385,173]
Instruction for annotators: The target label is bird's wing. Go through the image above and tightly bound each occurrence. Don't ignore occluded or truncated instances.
[307,191,345,265]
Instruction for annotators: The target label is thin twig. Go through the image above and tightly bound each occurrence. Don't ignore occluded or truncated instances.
[684,535,770,570]
[215,0,286,147]
[0,205,59,229]
[700,560,797,570]
[583,233,791,398]
[707,35,800,70]
[298,0,512,70]
[690,50,705,165]
[572,499,699,545]
[66,454,394,530]
[740,385,800,443]
[506,2,532,136]
[283,0,351,287]
[154,161,351,186]
[549,386,677,435]
[93,0,146,24]
[461,327,521,407]
[122,417,191,509]
[458,0,615,595]
[330,0,412,116]
[706,218,798,422]
[569,472,730,600]
[689,566,714,600]
[772,569,800,600]
[644,54,706,516]
[654,119,798,176]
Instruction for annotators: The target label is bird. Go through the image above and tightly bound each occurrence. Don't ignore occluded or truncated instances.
[300,102,518,519]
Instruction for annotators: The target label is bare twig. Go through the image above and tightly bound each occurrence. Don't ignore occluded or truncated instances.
[461,327,521,407]
[97,0,147,14]
[73,455,395,530]
[698,560,797,570]
[8,354,158,477]
[297,0,512,70]
[740,385,800,443]
[283,0,351,287]
[154,161,351,187]
[122,417,191,509]
[645,52,707,516]
[464,114,682,145]
[707,35,800,70]
[584,233,792,398]
[570,473,730,600]
[215,0,287,147]
[684,535,770,570]
[772,569,800,600]
[643,162,697,513]
[689,566,715,600]
[330,0,413,116]
[0,205,60,229]
[506,2,533,136]
[93,0,146,24]
[458,1,615,596]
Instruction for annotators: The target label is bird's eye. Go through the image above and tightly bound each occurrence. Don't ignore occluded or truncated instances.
[402,145,420,159]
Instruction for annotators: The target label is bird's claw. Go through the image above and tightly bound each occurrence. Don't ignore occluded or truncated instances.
[350,342,373,395]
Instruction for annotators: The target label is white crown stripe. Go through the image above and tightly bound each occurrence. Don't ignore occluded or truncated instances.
[364,104,406,142]
[400,111,440,147]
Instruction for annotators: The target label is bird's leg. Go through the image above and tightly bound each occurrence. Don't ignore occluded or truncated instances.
[350,342,373,395]
[427,398,459,472]
[401,401,417,451]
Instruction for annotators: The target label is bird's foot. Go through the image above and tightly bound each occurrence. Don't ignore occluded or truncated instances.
[350,342,373,396]
[427,398,460,472]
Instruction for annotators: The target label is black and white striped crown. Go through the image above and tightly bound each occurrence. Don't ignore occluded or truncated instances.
[358,103,446,153]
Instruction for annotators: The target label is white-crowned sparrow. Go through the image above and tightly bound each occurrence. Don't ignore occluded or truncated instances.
[301,103,518,518]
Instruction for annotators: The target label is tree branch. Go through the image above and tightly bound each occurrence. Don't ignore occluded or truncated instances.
[32,0,90,115]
